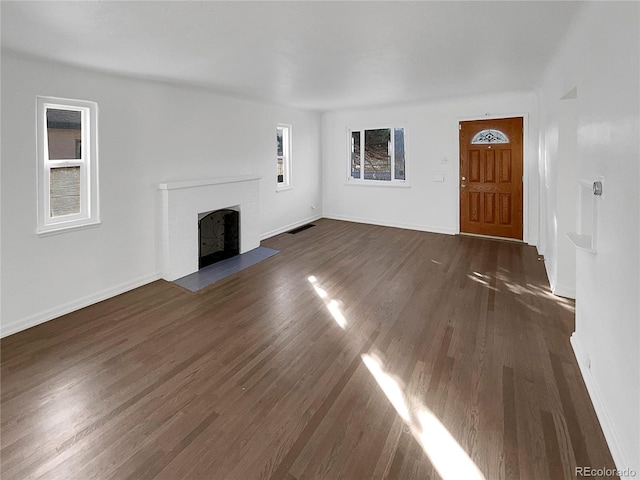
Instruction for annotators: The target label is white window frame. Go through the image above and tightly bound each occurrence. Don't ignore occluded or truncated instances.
[276,124,292,191]
[36,96,100,235]
[346,126,408,187]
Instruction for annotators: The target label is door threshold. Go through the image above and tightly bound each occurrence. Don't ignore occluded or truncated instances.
[459,232,524,243]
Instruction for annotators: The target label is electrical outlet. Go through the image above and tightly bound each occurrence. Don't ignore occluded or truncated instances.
[441,156,448,164]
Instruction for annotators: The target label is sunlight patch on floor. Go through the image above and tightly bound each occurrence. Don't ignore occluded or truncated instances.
[497,275,575,313]
[468,274,489,286]
[308,275,347,329]
[309,274,486,478]
[467,273,499,291]
[361,353,486,480]
[361,354,410,422]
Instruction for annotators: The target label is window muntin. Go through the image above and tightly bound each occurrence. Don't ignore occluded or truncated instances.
[349,127,406,183]
[37,96,99,234]
[276,124,291,190]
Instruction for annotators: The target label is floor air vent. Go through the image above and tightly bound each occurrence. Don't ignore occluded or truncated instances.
[287,223,315,234]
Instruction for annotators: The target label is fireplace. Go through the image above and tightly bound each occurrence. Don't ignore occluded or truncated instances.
[158,175,260,281]
[198,208,240,268]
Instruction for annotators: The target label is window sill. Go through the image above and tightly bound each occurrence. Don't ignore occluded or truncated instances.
[37,220,101,237]
[344,181,411,189]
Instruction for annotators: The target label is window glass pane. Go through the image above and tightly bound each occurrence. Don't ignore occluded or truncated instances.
[364,129,391,180]
[394,128,405,180]
[277,157,284,183]
[50,166,81,217]
[277,127,288,184]
[277,128,284,157]
[351,131,361,178]
[47,109,82,160]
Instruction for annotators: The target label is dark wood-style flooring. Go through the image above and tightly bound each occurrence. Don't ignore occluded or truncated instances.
[1,219,616,479]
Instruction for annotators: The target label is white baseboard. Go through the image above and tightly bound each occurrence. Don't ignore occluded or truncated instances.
[570,333,632,472]
[260,214,323,240]
[543,256,555,290]
[0,273,161,338]
[552,283,576,299]
[322,213,457,236]
[543,257,575,299]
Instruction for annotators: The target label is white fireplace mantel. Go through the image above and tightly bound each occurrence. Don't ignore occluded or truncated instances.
[158,175,261,281]
[158,175,260,191]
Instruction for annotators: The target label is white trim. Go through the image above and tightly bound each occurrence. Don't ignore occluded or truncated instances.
[260,214,323,240]
[458,232,524,243]
[346,125,408,185]
[552,283,576,299]
[344,181,411,189]
[544,256,555,291]
[0,273,160,338]
[322,213,456,236]
[158,175,261,190]
[570,333,631,472]
[455,112,530,245]
[36,96,100,235]
[544,256,578,304]
[36,220,101,237]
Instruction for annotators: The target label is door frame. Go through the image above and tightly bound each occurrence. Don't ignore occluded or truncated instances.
[455,112,530,244]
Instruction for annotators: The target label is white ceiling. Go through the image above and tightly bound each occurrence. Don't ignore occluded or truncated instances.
[1,1,584,111]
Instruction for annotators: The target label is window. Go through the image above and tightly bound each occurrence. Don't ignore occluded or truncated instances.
[36,96,99,234]
[349,127,406,183]
[471,129,509,144]
[276,124,291,190]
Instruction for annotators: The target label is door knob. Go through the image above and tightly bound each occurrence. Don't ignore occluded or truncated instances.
[461,184,466,188]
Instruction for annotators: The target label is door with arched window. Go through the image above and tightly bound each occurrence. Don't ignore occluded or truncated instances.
[459,117,523,240]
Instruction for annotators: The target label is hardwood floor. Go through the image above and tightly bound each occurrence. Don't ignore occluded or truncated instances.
[1,219,616,479]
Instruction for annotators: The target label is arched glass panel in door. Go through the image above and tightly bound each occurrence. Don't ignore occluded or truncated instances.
[471,129,509,144]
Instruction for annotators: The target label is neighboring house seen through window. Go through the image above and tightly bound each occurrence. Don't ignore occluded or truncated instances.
[36,96,99,234]
[349,127,406,183]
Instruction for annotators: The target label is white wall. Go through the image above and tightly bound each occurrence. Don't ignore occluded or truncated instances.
[0,51,322,337]
[321,91,540,243]
[538,2,639,471]
[553,95,578,298]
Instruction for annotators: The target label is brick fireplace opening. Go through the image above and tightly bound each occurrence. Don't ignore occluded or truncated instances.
[198,208,240,269]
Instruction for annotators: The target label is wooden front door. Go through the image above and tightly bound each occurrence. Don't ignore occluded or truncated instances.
[459,117,523,240]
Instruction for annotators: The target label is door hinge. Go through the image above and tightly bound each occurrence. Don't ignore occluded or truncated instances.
[459,124,462,130]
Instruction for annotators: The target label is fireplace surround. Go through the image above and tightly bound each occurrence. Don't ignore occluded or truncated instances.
[158,175,260,281]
